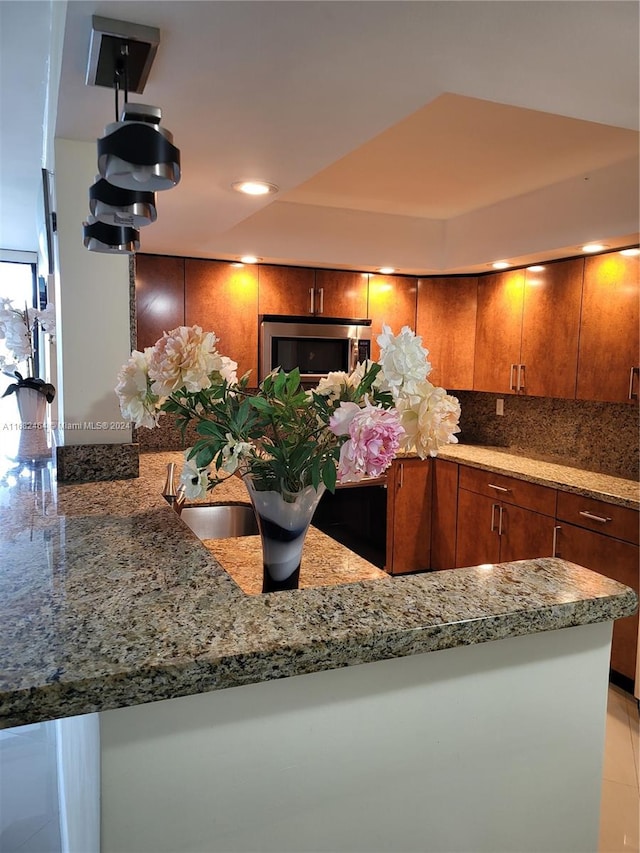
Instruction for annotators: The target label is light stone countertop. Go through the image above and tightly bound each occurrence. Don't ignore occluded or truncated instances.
[0,448,636,729]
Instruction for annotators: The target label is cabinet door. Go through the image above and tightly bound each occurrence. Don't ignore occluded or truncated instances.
[258,265,315,316]
[430,459,459,570]
[416,277,477,390]
[455,488,500,568]
[499,504,556,562]
[473,270,525,394]
[576,252,640,403]
[368,275,418,362]
[556,523,639,682]
[135,254,185,350]
[314,270,368,318]
[520,259,583,399]
[185,260,259,382]
[385,458,432,575]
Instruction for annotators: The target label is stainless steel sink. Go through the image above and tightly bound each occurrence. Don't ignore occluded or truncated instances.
[179,504,259,539]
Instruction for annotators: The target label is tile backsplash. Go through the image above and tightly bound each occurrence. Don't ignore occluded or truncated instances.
[453,391,639,480]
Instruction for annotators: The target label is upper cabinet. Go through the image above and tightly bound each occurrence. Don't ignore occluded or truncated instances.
[185,260,259,381]
[520,259,584,399]
[576,253,640,404]
[473,259,584,399]
[313,269,368,318]
[416,276,477,390]
[473,269,525,394]
[368,274,418,361]
[135,254,185,350]
[258,265,316,316]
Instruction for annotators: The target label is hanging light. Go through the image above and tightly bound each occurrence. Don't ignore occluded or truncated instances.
[82,217,140,254]
[98,102,181,191]
[89,177,157,228]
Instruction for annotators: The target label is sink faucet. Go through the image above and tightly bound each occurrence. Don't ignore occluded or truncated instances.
[162,462,186,513]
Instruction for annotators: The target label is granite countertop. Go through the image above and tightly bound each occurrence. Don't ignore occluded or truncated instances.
[434,445,639,509]
[0,448,636,729]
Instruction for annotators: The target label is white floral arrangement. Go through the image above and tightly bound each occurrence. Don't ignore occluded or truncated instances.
[116,323,461,497]
[0,299,56,402]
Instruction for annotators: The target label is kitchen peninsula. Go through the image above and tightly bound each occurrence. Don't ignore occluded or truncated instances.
[0,449,636,853]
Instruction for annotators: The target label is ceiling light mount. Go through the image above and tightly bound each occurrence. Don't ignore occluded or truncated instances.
[86,16,160,94]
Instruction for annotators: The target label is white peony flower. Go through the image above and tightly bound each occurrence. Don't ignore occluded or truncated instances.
[377,324,431,398]
[217,354,239,385]
[395,381,461,458]
[314,371,351,400]
[115,349,161,429]
[147,326,220,397]
[179,454,210,499]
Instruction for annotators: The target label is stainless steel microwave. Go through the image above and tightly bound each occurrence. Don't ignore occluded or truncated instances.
[259,315,372,383]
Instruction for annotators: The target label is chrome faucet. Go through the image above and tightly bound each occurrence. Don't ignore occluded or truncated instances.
[162,462,186,513]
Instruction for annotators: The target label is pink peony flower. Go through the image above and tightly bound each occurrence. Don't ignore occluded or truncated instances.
[147,326,221,397]
[335,401,404,482]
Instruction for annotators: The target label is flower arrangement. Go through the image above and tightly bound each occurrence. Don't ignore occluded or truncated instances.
[0,299,56,403]
[116,324,461,499]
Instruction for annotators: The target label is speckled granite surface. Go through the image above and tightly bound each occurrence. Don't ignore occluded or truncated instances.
[0,449,636,729]
[56,442,139,482]
[435,445,639,508]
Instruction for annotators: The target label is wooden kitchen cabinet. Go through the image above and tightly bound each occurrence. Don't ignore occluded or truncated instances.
[576,252,640,403]
[455,465,557,568]
[368,275,418,361]
[473,270,525,394]
[185,259,259,381]
[430,458,459,570]
[474,260,585,399]
[135,254,185,350]
[555,493,639,684]
[520,259,584,399]
[416,277,477,390]
[258,265,316,316]
[385,457,432,575]
[313,269,368,318]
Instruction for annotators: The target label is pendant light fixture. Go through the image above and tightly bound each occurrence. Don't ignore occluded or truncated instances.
[98,102,181,191]
[89,176,157,228]
[83,218,140,254]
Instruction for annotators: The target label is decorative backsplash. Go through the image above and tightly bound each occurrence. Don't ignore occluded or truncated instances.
[453,391,639,480]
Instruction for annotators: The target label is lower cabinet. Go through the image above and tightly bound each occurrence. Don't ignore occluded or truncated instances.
[454,466,557,568]
[555,492,639,685]
[385,458,432,575]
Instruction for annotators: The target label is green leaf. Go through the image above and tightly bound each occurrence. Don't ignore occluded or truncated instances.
[322,459,337,493]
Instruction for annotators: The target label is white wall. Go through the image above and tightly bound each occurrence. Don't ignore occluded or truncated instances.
[53,139,132,446]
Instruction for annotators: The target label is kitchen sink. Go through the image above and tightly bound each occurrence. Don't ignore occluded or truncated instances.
[179,504,259,539]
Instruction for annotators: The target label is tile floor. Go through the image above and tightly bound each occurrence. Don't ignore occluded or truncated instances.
[0,685,638,852]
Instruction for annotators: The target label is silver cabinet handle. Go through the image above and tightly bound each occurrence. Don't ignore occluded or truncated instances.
[517,364,525,392]
[309,287,315,314]
[497,505,503,536]
[488,483,509,493]
[510,364,517,391]
[490,503,498,532]
[552,525,561,557]
[398,463,404,489]
[629,366,639,400]
[318,287,324,314]
[579,510,612,524]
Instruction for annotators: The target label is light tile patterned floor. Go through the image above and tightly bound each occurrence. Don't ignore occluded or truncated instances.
[0,687,637,852]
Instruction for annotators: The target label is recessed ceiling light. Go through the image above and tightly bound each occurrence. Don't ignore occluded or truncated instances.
[492,261,510,269]
[378,267,395,274]
[232,180,278,196]
[527,265,545,272]
[619,247,640,256]
[239,255,261,264]
[582,243,607,253]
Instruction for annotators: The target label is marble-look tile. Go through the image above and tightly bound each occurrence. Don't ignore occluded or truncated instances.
[599,779,640,853]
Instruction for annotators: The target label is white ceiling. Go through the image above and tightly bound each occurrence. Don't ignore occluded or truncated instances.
[2,1,639,274]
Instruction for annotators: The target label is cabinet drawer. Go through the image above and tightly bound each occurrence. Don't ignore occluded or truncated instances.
[458,465,557,517]
[556,491,639,545]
